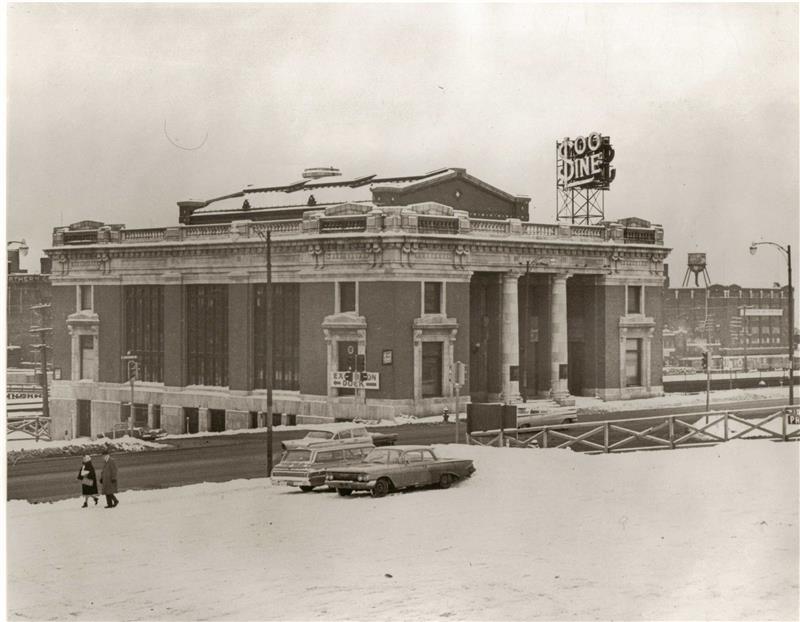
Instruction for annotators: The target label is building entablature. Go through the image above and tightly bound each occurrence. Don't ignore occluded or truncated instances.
[46,204,669,285]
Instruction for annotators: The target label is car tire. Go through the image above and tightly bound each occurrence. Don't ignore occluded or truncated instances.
[299,486,314,493]
[439,473,454,489]
[337,488,353,497]
[371,478,391,498]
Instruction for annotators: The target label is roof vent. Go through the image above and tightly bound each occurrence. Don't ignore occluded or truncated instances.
[302,167,341,179]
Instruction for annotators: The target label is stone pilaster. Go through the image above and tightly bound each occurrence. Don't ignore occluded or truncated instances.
[501,272,521,403]
[198,407,210,432]
[550,273,573,403]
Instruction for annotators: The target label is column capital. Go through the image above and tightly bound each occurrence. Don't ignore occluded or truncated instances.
[551,271,573,283]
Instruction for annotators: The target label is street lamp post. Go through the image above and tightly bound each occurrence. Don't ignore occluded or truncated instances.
[750,242,794,405]
[121,352,139,434]
[255,228,274,475]
[520,260,531,402]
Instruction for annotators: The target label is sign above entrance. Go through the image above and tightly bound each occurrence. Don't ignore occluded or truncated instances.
[331,371,380,390]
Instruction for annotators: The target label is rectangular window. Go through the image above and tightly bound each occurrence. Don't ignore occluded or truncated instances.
[79,335,95,380]
[424,282,442,314]
[79,285,93,311]
[421,341,443,397]
[339,282,356,313]
[187,284,228,387]
[254,283,299,391]
[627,286,642,314]
[151,405,161,429]
[625,338,642,387]
[124,285,164,383]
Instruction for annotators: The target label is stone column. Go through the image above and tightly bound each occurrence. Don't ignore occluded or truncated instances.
[501,272,521,403]
[550,273,573,403]
[161,404,184,435]
[147,404,156,429]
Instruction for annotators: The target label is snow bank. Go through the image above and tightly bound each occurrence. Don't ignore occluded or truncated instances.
[7,439,798,621]
[6,436,170,464]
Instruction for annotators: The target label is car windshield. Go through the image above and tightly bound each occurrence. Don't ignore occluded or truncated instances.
[305,431,334,440]
[363,448,402,464]
[281,450,312,463]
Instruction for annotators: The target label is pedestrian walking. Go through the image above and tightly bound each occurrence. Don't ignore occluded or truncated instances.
[77,455,99,507]
[99,448,119,508]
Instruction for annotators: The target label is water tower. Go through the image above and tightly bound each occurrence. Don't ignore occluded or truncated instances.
[682,252,711,287]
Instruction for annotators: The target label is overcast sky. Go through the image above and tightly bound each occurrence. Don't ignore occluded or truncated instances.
[5,3,798,290]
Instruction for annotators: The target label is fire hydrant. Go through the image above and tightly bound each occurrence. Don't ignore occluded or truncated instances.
[442,407,449,423]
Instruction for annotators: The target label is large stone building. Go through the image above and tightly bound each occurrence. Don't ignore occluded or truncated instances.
[45,167,669,439]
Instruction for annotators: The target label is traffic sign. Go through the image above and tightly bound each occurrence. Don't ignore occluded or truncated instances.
[331,371,380,390]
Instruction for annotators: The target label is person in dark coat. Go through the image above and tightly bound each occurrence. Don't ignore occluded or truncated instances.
[99,448,120,508]
[77,455,99,507]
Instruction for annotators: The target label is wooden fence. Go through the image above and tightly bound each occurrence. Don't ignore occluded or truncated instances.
[7,415,51,442]
[468,405,800,453]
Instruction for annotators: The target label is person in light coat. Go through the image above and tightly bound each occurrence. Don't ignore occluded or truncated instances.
[99,448,119,508]
[76,455,99,508]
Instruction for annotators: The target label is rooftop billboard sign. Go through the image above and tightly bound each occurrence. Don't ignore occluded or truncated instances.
[557,133,616,190]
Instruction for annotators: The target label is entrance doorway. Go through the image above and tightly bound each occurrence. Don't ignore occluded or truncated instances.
[76,400,91,438]
[183,407,199,434]
[421,342,443,397]
[337,340,358,396]
[568,341,585,396]
[209,409,226,432]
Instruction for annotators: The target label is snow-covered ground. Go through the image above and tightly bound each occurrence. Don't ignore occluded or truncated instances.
[6,439,799,621]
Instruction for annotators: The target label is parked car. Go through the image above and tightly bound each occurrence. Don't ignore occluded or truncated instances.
[326,445,475,498]
[271,440,375,492]
[516,403,578,428]
[280,423,397,450]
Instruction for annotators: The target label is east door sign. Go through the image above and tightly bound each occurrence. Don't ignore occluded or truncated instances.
[330,371,380,390]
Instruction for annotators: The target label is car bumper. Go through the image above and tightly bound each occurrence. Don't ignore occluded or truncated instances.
[327,481,375,491]
[271,475,325,488]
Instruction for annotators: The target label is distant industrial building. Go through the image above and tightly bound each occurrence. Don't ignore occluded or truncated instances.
[6,250,51,369]
[663,282,793,371]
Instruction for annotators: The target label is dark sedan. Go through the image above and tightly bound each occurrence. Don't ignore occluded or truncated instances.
[326,445,475,498]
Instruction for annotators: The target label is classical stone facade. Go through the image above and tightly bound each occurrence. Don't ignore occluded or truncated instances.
[45,168,669,439]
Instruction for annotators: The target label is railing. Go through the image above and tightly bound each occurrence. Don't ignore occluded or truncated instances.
[623,227,656,244]
[7,415,51,442]
[121,228,166,242]
[472,219,510,235]
[522,223,559,238]
[183,224,232,238]
[571,225,605,239]
[62,231,99,245]
[251,220,302,235]
[319,217,367,233]
[468,405,800,453]
[54,214,665,248]
[418,216,459,234]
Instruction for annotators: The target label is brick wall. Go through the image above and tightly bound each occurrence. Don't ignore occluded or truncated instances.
[299,282,333,396]
[49,285,74,379]
[95,285,123,383]
[359,282,418,399]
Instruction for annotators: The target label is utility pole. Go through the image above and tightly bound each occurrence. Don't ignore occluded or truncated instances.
[520,261,530,402]
[705,287,711,415]
[256,229,275,475]
[121,352,139,434]
[750,241,794,405]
